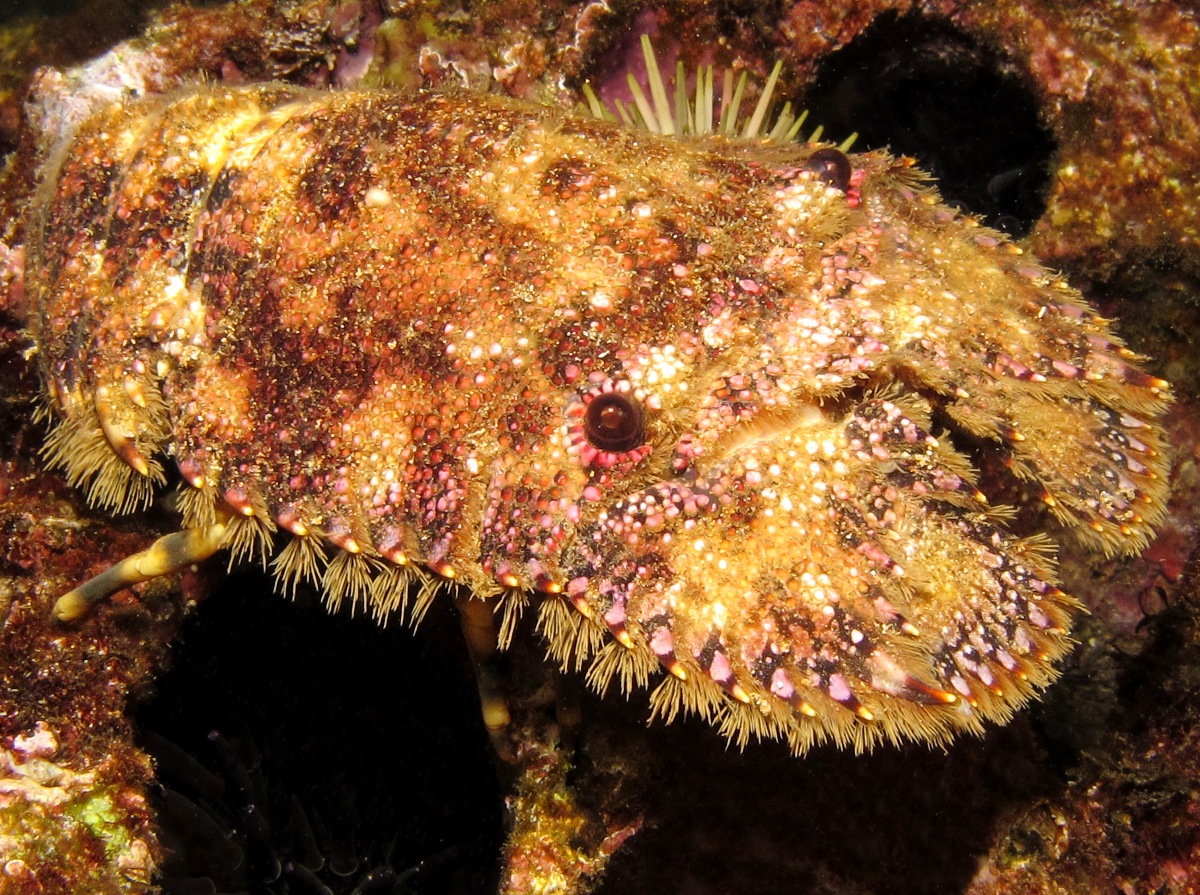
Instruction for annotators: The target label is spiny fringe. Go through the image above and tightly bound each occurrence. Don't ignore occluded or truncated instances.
[536,596,608,673]
[630,630,1066,755]
[585,640,658,697]
[583,33,856,150]
[41,410,166,514]
[647,673,724,727]
[495,589,529,650]
[272,534,327,597]
[177,481,219,530]
[646,671,973,756]
[366,564,413,622]
[406,569,444,628]
[220,512,275,571]
[266,530,445,626]
[322,550,381,615]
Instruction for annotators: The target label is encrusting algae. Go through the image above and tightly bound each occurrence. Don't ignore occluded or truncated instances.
[0,723,156,892]
[22,33,1170,763]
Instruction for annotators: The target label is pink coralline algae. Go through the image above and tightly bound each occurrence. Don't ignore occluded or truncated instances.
[0,723,156,893]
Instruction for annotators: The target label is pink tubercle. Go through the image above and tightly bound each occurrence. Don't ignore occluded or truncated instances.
[770,667,795,700]
[275,506,307,536]
[176,456,205,488]
[827,673,853,703]
[221,486,256,516]
[708,650,733,684]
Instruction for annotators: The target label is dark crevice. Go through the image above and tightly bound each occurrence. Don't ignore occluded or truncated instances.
[803,11,1056,237]
[136,572,504,895]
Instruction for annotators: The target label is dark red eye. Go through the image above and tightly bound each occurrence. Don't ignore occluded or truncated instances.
[584,392,645,452]
[805,147,852,192]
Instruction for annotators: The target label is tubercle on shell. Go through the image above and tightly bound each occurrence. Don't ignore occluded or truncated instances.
[27,40,1171,754]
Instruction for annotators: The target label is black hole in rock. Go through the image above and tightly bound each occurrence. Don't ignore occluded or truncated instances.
[1,0,88,18]
[135,570,504,895]
[803,12,1056,237]
[0,0,165,24]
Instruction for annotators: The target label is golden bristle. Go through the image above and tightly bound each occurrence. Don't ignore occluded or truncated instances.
[271,534,327,598]
[585,639,658,697]
[495,589,529,650]
[582,34,856,149]
[323,550,381,615]
[41,412,165,514]
[220,511,275,571]
[367,564,417,623]
[405,568,444,628]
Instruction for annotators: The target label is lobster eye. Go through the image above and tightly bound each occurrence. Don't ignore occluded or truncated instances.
[805,147,852,192]
[584,392,645,452]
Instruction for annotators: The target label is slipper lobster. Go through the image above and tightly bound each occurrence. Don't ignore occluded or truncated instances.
[26,52,1170,752]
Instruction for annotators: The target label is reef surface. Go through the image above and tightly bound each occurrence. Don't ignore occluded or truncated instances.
[0,1,1197,894]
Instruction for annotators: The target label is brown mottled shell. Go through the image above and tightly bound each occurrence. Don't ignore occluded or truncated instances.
[28,83,1171,752]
